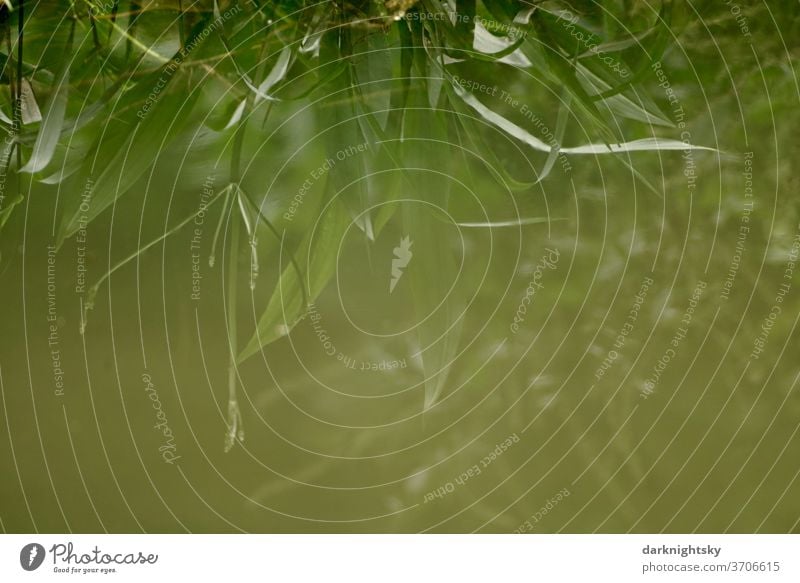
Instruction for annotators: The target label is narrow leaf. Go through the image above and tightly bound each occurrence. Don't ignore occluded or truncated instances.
[239,197,351,362]
[20,24,74,174]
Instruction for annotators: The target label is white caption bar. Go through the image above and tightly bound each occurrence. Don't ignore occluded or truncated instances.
[1,535,797,582]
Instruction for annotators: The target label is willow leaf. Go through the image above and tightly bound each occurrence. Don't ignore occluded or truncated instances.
[239,197,350,363]
[255,46,293,104]
[57,73,200,243]
[450,81,715,156]
[403,202,465,410]
[20,24,74,174]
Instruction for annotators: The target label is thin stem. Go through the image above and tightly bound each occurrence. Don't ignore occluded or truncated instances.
[224,192,243,452]
[215,24,275,102]
[16,0,22,99]
[223,96,251,452]
[230,118,246,184]
[125,0,147,62]
[177,0,185,49]
[80,187,226,331]
[239,190,308,310]
[88,7,100,51]
[6,19,16,133]
[109,0,120,35]
[236,186,259,290]
[14,0,23,196]
[208,184,233,267]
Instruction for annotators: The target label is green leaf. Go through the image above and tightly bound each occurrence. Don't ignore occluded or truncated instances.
[19,78,41,125]
[577,2,674,101]
[255,46,293,104]
[0,134,17,232]
[20,23,74,174]
[398,40,466,410]
[535,89,570,183]
[56,70,201,244]
[580,64,673,127]
[238,197,351,363]
[319,26,376,240]
[527,12,612,138]
[452,217,563,228]
[402,202,465,410]
[560,137,716,155]
[446,76,715,157]
[352,29,394,131]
